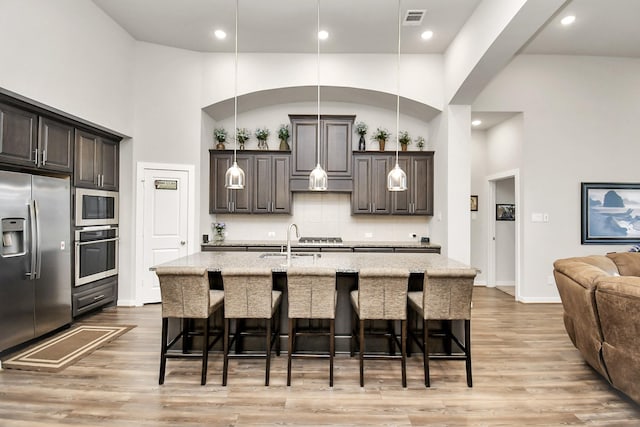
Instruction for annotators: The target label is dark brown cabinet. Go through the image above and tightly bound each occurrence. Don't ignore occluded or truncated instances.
[289,115,354,192]
[209,150,290,214]
[352,154,392,214]
[392,153,434,215]
[0,102,73,173]
[352,152,434,216]
[254,154,291,213]
[72,275,118,317]
[74,130,119,190]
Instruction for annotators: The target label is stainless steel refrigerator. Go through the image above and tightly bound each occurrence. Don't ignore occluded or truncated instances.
[0,170,71,353]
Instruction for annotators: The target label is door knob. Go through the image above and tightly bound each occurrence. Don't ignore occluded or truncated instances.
[180,241,186,245]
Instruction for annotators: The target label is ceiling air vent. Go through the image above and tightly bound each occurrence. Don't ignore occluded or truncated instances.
[403,9,425,26]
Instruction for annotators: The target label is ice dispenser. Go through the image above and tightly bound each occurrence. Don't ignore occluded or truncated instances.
[1,218,26,257]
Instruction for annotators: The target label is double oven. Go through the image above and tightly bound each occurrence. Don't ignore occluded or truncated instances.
[74,188,119,287]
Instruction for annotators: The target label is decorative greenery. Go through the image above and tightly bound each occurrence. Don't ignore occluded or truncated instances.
[355,121,368,136]
[371,127,390,142]
[255,127,270,141]
[213,127,227,143]
[277,124,290,141]
[236,128,250,144]
[212,222,225,233]
[416,136,425,149]
[398,130,411,145]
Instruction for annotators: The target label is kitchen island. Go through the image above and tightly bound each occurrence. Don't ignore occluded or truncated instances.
[154,251,476,353]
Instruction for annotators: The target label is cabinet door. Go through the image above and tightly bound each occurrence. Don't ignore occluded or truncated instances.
[231,155,252,213]
[38,117,73,172]
[352,156,372,214]
[0,102,37,167]
[253,155,272,213]
[411,155,433,215]
[99,140,119,191]
[391,157,412,214]
[324,119,352,177]
[210,154,232,213]
[271,155,290,213]
[74,130,99,188]
[371,156,391,214]
[291,119,318,177]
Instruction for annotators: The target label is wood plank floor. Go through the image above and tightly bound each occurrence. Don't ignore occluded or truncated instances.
[0,287,638,426]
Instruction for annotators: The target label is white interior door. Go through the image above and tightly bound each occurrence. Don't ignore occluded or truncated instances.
[141,168,190,304]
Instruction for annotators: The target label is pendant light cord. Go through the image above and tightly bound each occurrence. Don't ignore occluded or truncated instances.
[233,0,239,163]
[395,0,401,166]
[317,0,321,165]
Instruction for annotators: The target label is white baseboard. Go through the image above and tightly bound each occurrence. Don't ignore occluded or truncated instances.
[116,299,139,307]
[473,279,487,286]
[518,295,562,303]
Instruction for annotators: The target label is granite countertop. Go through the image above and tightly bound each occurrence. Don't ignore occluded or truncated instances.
[201,240,441,250]
[153,251,475,277]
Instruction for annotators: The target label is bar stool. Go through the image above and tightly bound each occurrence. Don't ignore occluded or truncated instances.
[286,267,337,386]
[408,272,475,387]
[156,266,224,385]
[350,267,410,387]
[221,267,281,386]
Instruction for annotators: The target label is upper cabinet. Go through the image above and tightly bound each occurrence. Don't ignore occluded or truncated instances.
[0,102,73,173]
[74,130,119,191]
[352,152,434,216]
[289,115,354,192]
[209,150,290,215]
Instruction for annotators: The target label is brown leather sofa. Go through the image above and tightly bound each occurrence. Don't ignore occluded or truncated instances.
[553,252,640,405]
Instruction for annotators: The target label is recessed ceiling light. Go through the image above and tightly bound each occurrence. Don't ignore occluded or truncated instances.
[471,119,482,127]
[421,30,433,40]
[318,30,329,40]
[214,29,226,40]
[560,15,575,26]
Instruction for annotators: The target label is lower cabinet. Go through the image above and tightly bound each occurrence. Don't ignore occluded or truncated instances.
[72,276,118,317]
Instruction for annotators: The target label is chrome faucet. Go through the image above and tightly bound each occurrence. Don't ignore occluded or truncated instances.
[287,223,300,259]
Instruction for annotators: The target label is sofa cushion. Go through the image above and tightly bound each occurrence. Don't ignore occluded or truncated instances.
[606,252,640,276]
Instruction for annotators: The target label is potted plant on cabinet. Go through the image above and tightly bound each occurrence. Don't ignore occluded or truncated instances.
[371,127,390,151]
[355,121,368,151]
[236,128,250,150]
[255,127,270,150]
[277,124,290,151]
[416,136,425,151]
[398,130,411,151]
[214,127,227,150]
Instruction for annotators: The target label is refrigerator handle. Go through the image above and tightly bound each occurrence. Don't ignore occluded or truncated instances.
[26,200,37,280]
[33,199,42,279]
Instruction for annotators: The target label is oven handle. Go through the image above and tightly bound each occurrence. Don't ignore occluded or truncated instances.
[75,237,120,246]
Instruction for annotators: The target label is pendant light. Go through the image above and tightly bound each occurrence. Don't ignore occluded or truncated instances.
[308,0,328,191]
[387,0,407,192]
[225,0,246,189]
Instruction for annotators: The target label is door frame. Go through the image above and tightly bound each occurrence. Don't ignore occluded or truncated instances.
[134,162,196,306]
[486,169,521,301]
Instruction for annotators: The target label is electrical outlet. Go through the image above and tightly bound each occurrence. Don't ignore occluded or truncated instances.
[409,233,417,238]
[267,231,275,237]
[365,232,373,238]
[547,275,555,286]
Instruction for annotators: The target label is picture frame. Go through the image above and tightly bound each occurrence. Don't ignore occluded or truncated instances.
[581,182,640,244]
[470,195,478,212]
[496,204,515,221]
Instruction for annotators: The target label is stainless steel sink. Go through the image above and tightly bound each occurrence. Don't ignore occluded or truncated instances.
[259,252,320,259]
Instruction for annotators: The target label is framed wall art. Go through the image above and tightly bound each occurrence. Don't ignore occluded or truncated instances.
[496,204,515,221]
[581,182,640,244]
[470,195,478,212]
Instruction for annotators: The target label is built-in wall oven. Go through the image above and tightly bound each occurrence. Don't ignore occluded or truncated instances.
[74,226,118,287]
[75,188,118,227]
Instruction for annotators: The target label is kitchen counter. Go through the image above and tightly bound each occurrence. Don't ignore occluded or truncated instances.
[201,240,441,253]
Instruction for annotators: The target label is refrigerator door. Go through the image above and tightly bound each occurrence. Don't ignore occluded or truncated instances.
[0,171,35,352]
[32,175,71,336]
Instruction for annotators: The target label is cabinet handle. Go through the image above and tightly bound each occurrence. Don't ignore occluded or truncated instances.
[93,294,106,301]
[42,149,47,166]
[372,202,376,212]
[100,174,104,187]
[33,148,39,166]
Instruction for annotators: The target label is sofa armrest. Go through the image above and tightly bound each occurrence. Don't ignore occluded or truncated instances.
[596,276,640,347]
[553,259,615,291]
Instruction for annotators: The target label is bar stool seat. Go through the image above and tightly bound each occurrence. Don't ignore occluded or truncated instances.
[221,267,281,386]
[286,267,337,386]
[156,266,224,386]
[350,267,410,387]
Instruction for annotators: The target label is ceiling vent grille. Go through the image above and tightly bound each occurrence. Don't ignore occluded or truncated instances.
[403,9,425,26]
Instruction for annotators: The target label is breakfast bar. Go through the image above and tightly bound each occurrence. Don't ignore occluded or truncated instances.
[154,250,476,353]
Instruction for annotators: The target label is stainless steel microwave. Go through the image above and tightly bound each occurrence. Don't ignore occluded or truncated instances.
[75,188,119,227]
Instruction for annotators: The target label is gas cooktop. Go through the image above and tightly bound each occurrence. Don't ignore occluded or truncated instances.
[298,237,343,246]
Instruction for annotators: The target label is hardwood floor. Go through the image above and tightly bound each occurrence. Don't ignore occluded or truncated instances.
[0,287,638,426]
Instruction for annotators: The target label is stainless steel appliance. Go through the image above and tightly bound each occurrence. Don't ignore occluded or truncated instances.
[75,188,118,227]
[74,226,118,286]
[0,170,71,353]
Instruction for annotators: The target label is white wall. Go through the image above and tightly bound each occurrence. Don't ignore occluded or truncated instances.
[495,178,515,284]
[470,131,488,283]
[474,55,640,301]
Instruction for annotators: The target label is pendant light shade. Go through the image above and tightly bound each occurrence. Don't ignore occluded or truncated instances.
[225,161,246,189]
[225,0,245,190]
[308,0,328,191]
[387,0,408,192]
